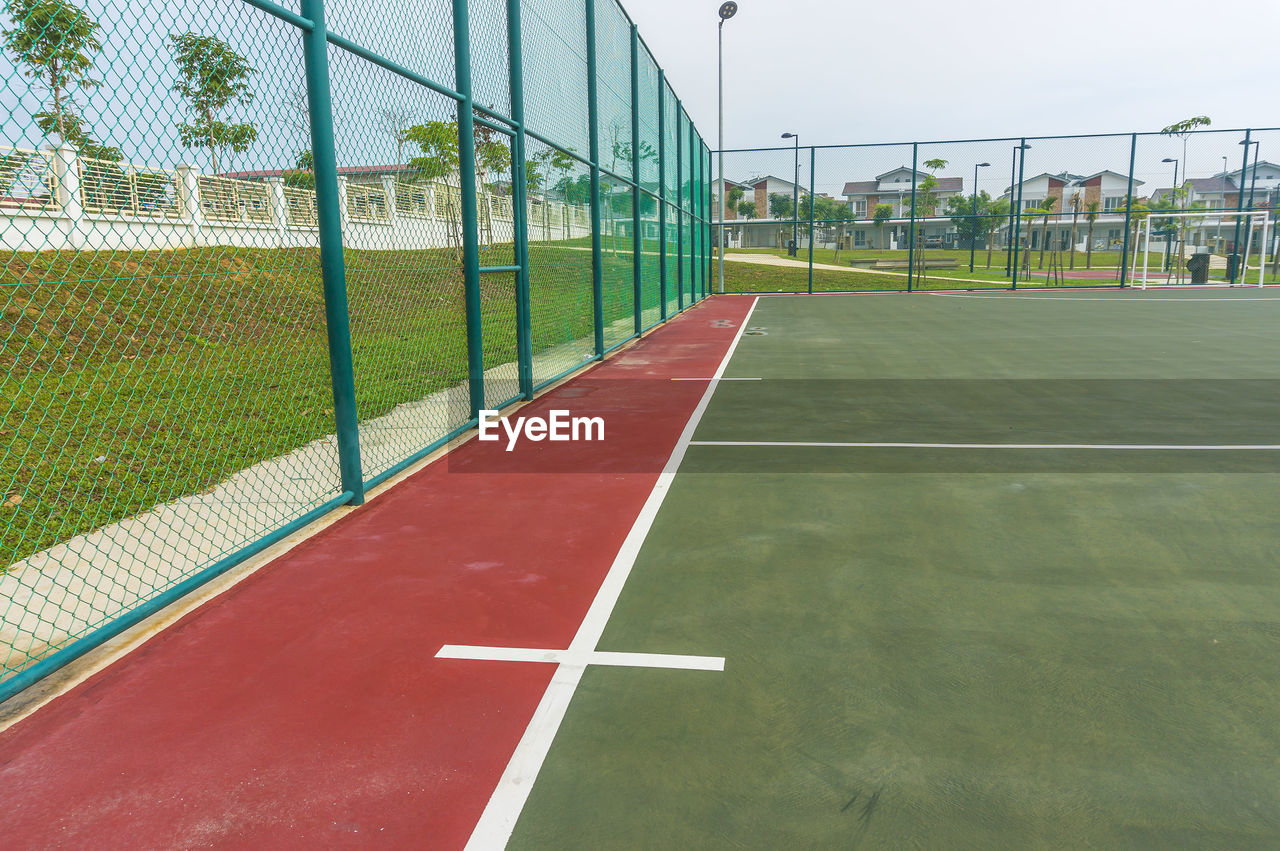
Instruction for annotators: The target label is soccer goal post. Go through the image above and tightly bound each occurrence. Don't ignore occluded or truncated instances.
[1133,210,1271,289]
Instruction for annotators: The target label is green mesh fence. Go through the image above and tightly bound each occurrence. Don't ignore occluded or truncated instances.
[0,0,712,700]
[712,128,1280,294]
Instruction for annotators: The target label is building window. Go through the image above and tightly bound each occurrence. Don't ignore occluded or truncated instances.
[850,199,867,217]
[853,229,866,247]
[1103,196,1125,211]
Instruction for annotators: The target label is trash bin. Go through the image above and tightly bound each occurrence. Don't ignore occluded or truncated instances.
[1226,253,1242,280]
[1186,253,1210,284]
[787,239,797,257]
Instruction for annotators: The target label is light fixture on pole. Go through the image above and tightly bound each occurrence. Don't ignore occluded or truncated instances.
[782,132,799,256]
[716,1,737,293]
[970,162,990,272]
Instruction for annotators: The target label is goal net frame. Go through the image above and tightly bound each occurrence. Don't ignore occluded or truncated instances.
[1133,210,1271,289]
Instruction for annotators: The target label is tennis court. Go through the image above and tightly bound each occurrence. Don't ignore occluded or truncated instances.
[3,288,1280,846]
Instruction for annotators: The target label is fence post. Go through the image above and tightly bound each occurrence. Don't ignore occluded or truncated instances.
[175,163,203,249]
[51,141,84,249]
[1230,128,1252,285]
[380,174,398,248]
[1118,133,1137,287]
[451,0,486,418]
[807,147,816,294]
[507,0,534,398]
[657,69,668,320]
[300,0,364,504]
[675,102,684,312]
[630,25,642,335]
[907,142,918,292]
[1012,137,1027,290]
[584,0,605,356]
[269,178,289,243]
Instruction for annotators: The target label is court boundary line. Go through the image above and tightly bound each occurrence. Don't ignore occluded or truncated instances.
[437,645,725,672]
[929,293,1280,302]
[459,296,761,850]
[691,441,1280,450]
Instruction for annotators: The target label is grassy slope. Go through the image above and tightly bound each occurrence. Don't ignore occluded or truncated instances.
[1,240,647,565]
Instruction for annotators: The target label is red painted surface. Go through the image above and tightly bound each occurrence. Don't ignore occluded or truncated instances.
[0,296,755,849]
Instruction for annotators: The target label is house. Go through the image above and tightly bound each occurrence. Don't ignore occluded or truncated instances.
[841,167,965,249]
[1000,170,1144,251]
[713,174,815,249]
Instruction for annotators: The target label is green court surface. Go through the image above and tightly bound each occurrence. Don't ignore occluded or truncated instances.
[511,289,1280,848]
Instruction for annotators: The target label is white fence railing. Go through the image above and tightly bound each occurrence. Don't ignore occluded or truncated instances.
[0,143,600,254]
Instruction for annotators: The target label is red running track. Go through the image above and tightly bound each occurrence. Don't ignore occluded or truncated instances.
[0,295,755,849]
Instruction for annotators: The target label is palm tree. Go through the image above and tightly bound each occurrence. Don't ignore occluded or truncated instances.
[1084,200,1101,268]
[1037,194,1059,269]
[1068,191,1081,269]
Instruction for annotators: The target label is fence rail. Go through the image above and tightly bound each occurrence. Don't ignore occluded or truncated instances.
[0,0,712,701]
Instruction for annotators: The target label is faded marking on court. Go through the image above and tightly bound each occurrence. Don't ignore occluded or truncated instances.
[929,292,1280,302]
[692,440,1280,450]
[670,377,761,381]
[454,297,761,851]
[437,645,724,672]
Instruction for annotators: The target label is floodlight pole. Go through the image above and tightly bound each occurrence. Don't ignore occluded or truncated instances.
[717,14,728,292]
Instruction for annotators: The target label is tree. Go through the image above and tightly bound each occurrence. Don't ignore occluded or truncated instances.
[726,183,744,214]
[983,197,1010,269]
[282,148,314,190]
[170,32,258,174]
[907,158,947,287]
[1084,200,1101,268]
[872,203,892,249]
[736,200,756,219]
[1068,191,1081,268]
[946,190,992,251]
[1160,115,1211,211]
[378,107,415,169]
[3,0,101,143]
[1034,194,1059,268]
[405,120,460,253]
[768,192,793,221]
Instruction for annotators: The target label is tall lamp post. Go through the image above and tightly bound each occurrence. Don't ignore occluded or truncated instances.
[1005,143,1030,275]
[782,132,799,256]
[717,2,737,293]
[969,161,990,272]
[1161,157,1178,271]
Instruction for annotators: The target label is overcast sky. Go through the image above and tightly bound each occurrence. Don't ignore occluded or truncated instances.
[624,0,1277,151]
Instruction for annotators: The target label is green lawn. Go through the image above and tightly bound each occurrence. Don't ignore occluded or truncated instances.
[1,240,663,567]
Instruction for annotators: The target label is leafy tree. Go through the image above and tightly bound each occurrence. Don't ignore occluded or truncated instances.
[1083,200,1101,268]
[1068,191,1081,268]
[872,203,893,249]
[768,192,793,221]
[169,32,258,174]
[946,190,993,248]
[1032,194,1059,268]
[736,200,756,220]
[1159,115,1210,212]
[525,156,545,196]
[404,120,459,180]
[726,183,743,214]
[3,0,101,142]
[907,158,947,287]
[983,196,1010,268]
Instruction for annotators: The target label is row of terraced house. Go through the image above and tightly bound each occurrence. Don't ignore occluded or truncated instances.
[715,162,1280,253]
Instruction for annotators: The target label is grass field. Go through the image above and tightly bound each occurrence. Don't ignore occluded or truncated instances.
[1,238,679,566]
[509,289,1280,847]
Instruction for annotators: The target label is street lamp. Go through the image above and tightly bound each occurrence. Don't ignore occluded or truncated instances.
[717,1,737,293]
[1005,143,1030,275]
[782,132,799,256]
[970,162,990,272]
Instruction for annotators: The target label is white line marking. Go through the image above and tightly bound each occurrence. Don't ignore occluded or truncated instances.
[670,377,761,381]
[437,645,725,672]
[463,297,760,851]
[929,293,1280,302]
[691,441,1280,450]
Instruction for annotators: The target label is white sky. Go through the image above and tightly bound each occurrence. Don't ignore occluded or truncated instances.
[624,0,1278,150]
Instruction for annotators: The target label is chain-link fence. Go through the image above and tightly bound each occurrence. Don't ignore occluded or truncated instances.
[0,0,712,699]
[713,128,1280,293]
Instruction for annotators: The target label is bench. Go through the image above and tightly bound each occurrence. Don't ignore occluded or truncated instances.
[855,258,958,270]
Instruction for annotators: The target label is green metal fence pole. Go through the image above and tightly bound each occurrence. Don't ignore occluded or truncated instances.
[692,125,700,302]
[1012,137,1027,290]
[1118,133,1137,288]
[453,0,485,416]
[657,70,668,320]
[507,0,534,398]
[584,0,605,355]
[807,146,816,294]
[705,143,712,298]
[907,142,918,292]
[301,0,364,503]
[1230,129,1252,285]
[631,26,642,334]
[675,102,684,312]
